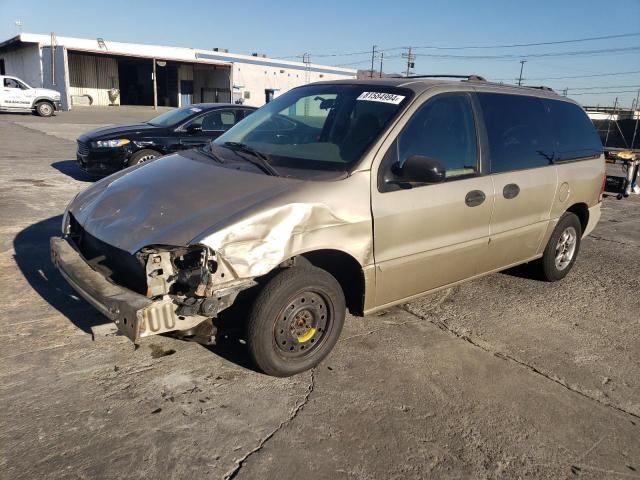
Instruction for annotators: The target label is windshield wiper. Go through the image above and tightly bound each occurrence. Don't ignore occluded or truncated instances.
[198,144,224,163]
[223,141,279,176]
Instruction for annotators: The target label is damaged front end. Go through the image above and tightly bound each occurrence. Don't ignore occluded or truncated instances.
[137,244,256,333]
[51,220,256,344]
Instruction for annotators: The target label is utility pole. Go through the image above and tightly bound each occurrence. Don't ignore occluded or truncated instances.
[562,87,568,97]
[604,97,618,148]
[50,33,57,86]
[302,52,311,84]
[14,20,23,34]
[379,52,384,78]
[631,89,639,150]
[152,58,157,110]
[517,60,527,86]
[370,45,377,78]
[402,47,415,77]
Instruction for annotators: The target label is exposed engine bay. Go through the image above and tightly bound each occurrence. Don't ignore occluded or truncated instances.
[140,245,255,318]
[62,214,256,343]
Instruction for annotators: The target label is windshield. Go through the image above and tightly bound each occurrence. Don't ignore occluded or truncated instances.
[214,84,412,176]
[148,106,205,127]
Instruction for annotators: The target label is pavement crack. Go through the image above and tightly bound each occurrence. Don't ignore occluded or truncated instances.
[340,289,454,343]
[587,234,638,248]
[224,369,316,480]
[401,305,640,421]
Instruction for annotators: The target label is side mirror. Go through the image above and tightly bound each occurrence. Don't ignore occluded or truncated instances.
[186,124,202,134]
[394,155,446,184]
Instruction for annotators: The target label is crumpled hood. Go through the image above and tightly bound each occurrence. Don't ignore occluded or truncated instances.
[78,123,159,142]
[68,152,296,253]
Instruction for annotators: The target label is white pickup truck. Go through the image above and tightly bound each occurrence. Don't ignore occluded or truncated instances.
[0,75,61,117]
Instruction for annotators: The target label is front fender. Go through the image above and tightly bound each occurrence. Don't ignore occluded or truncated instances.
[196,202,372,285]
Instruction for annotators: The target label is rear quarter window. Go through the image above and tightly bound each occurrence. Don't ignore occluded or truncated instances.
[544,99,603,161]
[477,92,554,173]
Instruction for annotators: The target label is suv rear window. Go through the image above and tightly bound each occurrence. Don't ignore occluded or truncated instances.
[477,93,554,173]
[543,99,602,161]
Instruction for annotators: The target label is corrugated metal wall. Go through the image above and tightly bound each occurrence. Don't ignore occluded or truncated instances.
[68,52,119,105]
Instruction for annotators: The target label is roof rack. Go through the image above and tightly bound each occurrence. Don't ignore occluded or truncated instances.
[392,74,487,82]
[521,85,555,92]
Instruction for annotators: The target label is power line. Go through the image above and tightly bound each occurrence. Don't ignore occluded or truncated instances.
[569,90,639,96]
[274,32,640,61]
[560,84,640,91]
[410,32,640,50]
[335,54,402,67]
[412,46,640,60]
[491,69,640,81]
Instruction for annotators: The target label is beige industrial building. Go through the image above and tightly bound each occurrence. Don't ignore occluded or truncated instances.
[0,33,356,110]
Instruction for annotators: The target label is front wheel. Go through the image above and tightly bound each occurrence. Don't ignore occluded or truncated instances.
[127,149,160,167]
[35,101,54,117]
[247,265,346,377]
[536,212,582,281]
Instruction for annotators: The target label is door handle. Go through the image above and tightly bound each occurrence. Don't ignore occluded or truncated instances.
[503,183,520,199]
[465,190,486,207]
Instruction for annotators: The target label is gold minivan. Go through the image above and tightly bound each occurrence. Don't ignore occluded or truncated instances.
[51,76,605,376]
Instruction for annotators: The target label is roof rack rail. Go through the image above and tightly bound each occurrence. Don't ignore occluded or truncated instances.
[521,85,555,92]
[390,74,487,81]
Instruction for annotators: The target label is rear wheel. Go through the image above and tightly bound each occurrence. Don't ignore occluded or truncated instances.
[537,212,582,281]
[35,101,54,117]
[127,149,160,167]
[247,266,345,377]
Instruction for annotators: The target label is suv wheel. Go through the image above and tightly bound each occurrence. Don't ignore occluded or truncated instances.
[247,265,345,377]
[127,149,160,167]
[35,101,54,117]
[537,212,582,281]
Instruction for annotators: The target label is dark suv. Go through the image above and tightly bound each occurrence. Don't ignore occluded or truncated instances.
[76,103,256,175]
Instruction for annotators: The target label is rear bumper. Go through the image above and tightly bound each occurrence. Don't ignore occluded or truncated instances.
[50,236,207,342]
[583,203,601,237]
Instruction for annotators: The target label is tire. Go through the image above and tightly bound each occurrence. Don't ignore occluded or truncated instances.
[247,266,346,377]
[127,149,160,167]
[536,212,582,282]
[35,101,54,117]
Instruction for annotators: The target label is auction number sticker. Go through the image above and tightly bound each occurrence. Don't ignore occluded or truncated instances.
[356,92,405,104]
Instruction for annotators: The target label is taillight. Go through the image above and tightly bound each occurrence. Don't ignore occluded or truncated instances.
[598,174,606,202]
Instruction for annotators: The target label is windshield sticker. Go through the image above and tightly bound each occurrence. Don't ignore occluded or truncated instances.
[189,107,203,113]
[356,92,405,104]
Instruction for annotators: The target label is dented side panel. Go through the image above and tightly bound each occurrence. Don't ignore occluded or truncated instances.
[195,170,374,287]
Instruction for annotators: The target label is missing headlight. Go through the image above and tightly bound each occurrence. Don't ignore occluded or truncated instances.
[139,245,217,299]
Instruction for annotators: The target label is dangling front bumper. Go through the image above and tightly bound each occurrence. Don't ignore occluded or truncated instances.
[50,236,209,342]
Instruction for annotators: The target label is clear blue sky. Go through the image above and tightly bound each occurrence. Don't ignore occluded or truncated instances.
[1,0,639,107]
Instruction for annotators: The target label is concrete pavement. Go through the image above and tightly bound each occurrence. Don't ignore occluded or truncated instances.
[0,109,638,479]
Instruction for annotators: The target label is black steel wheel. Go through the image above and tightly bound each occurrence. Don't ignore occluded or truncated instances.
[247,265,345,377]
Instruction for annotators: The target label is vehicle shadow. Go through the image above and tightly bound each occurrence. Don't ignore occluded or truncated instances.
[203,292,261,373]
[0,111,33,117]
[500,262,545,281]
[13,216,108,334]
[51,160,97,182]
